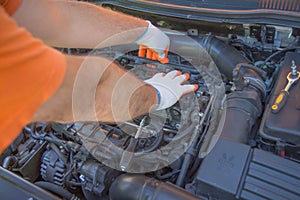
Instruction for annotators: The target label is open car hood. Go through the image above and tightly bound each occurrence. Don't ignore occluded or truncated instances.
[99,0,300,28]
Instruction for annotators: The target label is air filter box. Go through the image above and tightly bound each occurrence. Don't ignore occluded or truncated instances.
[259,52,300,145]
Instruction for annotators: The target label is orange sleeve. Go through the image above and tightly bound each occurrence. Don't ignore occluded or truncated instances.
[0,7,66,152]
[0,0,22,15]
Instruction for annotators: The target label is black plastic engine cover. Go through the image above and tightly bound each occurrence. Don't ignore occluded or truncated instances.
[195,138,300,200]
[259,52,300,145]
[195,138,251,199]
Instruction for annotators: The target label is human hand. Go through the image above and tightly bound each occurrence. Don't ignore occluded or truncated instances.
[136,21,170,64]
[144,70,198,110]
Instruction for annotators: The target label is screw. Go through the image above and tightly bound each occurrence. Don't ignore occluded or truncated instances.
[291,60,297,76]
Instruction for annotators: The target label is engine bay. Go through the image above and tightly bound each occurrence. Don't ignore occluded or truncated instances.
[1,1,300,200]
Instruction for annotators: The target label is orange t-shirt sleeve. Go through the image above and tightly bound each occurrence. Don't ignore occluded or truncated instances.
[0,0,22,15]
[0,7,66,152]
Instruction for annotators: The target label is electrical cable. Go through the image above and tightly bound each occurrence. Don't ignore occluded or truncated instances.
[265,47,300,62]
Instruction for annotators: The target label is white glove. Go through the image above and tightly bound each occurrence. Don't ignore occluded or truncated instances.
[136,21,170,63]
[145,70,198,110]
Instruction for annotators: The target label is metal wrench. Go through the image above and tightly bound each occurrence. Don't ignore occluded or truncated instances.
[272,70,300,113]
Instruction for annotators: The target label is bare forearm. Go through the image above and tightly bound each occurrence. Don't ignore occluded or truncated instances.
[13,0,148,48]
[32,55,158,123]
[95,64,158,122]
[31,55,81,123]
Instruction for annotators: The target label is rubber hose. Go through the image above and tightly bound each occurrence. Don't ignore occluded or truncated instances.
[109,174,201,200]
[35,181,76,200]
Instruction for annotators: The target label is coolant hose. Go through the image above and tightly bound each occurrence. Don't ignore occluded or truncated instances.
[35,181,78,200]
[109,174,201,200]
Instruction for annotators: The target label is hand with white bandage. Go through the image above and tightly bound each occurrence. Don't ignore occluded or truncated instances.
[145,70,198,110]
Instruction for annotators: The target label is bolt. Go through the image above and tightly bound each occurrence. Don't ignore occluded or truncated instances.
[291,60,297,76]
[120,166,126,171]
[231,85,236,91]
[244,78,250,84]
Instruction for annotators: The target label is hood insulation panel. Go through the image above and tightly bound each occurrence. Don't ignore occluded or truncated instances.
[259,0,300,11]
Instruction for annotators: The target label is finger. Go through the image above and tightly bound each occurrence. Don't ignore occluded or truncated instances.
[158,46,169,64]
[152,72,166,79]
[158,57,169,64]
[146,49,153,59]
[138,45,147,58]
[184,73,190,82]
[164,46,169,58]
[165,70,181,79]
[174,74,187,84]
[158,46,169,59]
[174,73,190,84]
[152,51,159,61]
[181,84,198,95]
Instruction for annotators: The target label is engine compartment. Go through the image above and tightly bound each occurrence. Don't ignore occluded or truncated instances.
[1,2,300,200]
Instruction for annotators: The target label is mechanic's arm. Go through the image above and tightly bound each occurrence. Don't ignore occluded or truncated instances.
[32,55,197,123]
[31,55,157,123]
[12,0,148,48]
